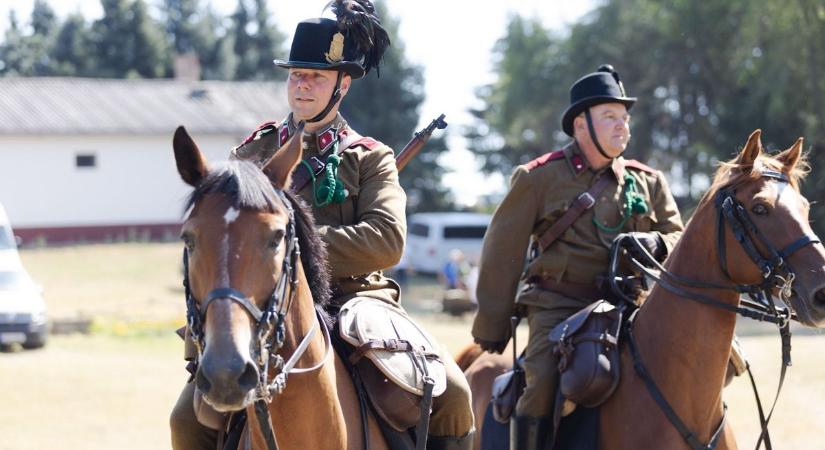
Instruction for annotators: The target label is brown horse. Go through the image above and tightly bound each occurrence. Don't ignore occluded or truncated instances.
[173,125,388,450]
[461,130,825,449]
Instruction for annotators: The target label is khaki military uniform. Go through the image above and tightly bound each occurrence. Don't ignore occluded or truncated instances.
[171,114,473,449]
[472,141,684,417]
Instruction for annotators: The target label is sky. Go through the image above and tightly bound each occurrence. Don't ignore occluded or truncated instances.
[0,0,595,206]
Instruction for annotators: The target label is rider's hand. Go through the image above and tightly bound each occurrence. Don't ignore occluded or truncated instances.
[616,232,666,262]
[474,337,508,354]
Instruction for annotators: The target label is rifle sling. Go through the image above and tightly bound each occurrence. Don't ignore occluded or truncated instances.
[290,131,363,193]
[537,172,612,253]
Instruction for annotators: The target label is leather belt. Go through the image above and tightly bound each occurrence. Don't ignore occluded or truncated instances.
[530,277,605,301]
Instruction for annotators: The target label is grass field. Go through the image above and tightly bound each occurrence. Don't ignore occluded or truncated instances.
[1,243,823,449]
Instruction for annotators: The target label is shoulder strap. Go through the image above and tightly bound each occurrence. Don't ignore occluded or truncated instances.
[290,130,363,193]
[536,172,612,252]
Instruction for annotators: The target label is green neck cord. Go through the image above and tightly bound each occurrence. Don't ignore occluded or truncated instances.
[593,173,649,233]
[299,145,348,207]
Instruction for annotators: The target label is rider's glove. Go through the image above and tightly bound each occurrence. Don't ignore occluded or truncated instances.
[474,337,508,354]
[616,232,666,262]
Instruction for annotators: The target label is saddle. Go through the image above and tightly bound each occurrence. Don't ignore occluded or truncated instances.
[338,298,447,432]
[548,300,623,408]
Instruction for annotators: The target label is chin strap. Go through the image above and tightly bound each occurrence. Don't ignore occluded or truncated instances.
[307,71,344,123]
[584,108,613,160]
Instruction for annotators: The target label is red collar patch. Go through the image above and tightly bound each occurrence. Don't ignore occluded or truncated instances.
[525,150,564,170]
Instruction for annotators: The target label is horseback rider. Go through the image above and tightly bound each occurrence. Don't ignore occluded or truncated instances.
[471,65,685,450]
[170,1,474,449]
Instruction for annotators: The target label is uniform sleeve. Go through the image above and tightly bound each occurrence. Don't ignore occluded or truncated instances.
[649,171,684,254]
[472,166,538,342]
[317,144,407,278]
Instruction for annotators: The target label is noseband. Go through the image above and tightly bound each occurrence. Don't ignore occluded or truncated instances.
[181,190,332,450]
[612,169,821,450]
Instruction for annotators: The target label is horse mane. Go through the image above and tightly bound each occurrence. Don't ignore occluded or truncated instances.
[454,342,485,372]
[694,149,810,212]
[184,160,332,308]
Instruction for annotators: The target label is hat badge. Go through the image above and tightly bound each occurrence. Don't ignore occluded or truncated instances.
[325,32,345,63]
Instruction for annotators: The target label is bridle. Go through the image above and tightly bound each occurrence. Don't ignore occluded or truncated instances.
[610,169,820,450]
[182,190,332,450]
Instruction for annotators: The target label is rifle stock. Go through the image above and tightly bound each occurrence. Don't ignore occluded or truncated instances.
[395,114,447,172]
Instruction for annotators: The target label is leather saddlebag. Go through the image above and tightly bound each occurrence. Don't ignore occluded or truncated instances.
[339,298,447,431]
[490,358,526,423]
[548,300,622,408]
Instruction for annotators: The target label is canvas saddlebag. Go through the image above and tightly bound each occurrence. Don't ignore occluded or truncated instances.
[548,300,622,408]
[339,298,447,431]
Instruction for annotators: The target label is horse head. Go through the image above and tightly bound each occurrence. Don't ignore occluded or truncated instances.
[699,129,825,327]
[172,123,331,412]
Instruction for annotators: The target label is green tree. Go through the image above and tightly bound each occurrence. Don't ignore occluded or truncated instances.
[0,1,59,76]
[340,0,453,212]
[52,14,92,76]
[90,0,166,78]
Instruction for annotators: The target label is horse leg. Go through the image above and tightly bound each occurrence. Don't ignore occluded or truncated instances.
[462,347,513,450]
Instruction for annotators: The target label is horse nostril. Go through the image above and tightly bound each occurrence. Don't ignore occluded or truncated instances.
[237,361,259,392]
[814,288,825,310]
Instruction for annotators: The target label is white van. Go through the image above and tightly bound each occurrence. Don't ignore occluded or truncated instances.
[404,212,491,274]
[0,203,48,348]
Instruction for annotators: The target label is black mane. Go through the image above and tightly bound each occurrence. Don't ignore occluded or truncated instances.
[185,160,331,307]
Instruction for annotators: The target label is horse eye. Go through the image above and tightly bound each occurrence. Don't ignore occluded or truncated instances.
[268,230,286,249]
[180,233,195,251]
[751,204,769,216]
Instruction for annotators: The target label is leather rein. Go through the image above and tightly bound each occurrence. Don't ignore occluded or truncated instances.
[182,190,333,450]
[609,170,820,450]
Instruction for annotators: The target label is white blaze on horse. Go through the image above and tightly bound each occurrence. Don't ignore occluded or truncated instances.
[174,125,389,450]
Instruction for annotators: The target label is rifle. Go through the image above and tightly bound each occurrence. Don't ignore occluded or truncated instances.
[395,114,448,172]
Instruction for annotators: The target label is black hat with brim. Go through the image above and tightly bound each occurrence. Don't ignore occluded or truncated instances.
[273,18,366,79]
[561,68,637,136]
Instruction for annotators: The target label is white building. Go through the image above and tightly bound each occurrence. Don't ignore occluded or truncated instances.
[0,77,288,244]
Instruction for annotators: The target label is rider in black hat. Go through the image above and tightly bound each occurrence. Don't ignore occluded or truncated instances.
[171,2,475,449]
[472,65,684,449]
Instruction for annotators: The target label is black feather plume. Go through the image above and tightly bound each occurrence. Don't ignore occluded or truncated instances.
[326,0,391,76]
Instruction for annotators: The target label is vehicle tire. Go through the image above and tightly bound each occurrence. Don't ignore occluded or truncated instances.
[23,332,47,349]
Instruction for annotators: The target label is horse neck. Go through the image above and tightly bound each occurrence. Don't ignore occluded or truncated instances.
[634,203,738,417]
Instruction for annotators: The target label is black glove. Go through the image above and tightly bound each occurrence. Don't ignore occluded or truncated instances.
[616,232,666,262]
[474,337,508,354]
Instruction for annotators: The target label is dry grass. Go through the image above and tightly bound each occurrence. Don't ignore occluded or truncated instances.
[1,243,823,449]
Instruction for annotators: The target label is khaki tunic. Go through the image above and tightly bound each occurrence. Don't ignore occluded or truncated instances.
[232,113,407,305]
[471,141,684,417]
[232,113,473,437]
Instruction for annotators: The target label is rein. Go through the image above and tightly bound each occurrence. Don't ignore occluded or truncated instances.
[182,190,332,450]
[610,170,820,450]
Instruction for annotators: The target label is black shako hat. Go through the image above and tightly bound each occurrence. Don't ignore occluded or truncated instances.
[273,0,390,80]
[561,65,637,136]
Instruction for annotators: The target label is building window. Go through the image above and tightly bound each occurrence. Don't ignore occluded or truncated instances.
[76,154,96,169]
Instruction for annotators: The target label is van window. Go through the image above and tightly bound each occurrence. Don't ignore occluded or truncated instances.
[409,223,430,238]
[443,225,487,239]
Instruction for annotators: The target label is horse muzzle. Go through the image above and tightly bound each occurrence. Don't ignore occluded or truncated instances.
[196,349,260,412]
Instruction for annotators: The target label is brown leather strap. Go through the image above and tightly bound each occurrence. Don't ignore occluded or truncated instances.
[290,130,363,193]
[531,277,605,301]
[348,338,417,365]
[536,172,612,252]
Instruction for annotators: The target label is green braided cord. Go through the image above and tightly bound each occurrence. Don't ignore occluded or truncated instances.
[593,173,649,232]
[303,153,348,208]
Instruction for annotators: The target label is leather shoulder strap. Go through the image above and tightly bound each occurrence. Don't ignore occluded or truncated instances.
[536,173,612,252]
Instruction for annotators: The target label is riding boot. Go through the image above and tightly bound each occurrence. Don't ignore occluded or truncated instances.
[426,430,475,450]
[510,415,551,450]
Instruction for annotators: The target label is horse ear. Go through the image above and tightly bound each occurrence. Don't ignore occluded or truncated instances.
[736,129,763,169]
[173,126,210,186]
[263,122,305,189]
[776,137,804,172]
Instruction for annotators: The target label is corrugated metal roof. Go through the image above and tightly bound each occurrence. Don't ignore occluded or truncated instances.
[0,77,288,135]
